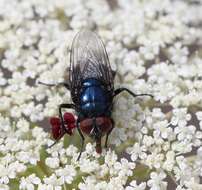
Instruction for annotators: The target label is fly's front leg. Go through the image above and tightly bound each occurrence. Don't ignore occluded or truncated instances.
[48,132,65,148]
[105,118,114,148]
[38,81,70,90]
[114,87,153,98]
[59,103,76,133]
[76,120,85,161]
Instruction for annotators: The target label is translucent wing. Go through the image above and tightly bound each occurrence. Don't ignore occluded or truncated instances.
[69,30,114,103]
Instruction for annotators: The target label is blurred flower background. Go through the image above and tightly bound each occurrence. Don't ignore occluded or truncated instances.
[0,0,202,189]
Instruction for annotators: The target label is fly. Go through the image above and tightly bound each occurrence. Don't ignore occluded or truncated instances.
[39,30,153,160]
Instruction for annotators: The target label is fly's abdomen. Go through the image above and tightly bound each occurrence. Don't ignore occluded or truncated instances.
[80,81,109,116]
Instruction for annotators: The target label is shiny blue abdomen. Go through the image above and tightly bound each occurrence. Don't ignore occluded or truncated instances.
[80,78,110,117]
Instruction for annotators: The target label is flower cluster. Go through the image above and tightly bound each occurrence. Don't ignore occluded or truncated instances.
[0,0,202,189]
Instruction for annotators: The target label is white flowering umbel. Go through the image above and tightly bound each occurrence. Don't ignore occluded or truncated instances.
[0,0,202,189]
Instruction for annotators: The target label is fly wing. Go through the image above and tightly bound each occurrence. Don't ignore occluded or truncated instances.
[69,30,114,102]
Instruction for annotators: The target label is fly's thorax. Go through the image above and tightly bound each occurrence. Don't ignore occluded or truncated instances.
[82,78,103,87]
[79,78,112,117]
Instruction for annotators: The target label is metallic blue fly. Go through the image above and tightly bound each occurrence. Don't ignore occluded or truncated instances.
[39,30,153,160]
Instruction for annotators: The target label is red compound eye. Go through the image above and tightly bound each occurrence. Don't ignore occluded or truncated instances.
[63,112,75,124]
[50,117,61,140]
[50,117,61,126]
[68,123,76,129]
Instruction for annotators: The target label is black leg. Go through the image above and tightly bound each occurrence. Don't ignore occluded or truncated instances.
[48,131,65,148]
[38,81,70,90]
[47,103,75,149]
[105,119,114,148]
[48,140,59,148]
[76,121,85,161]
[114,87,153,98]
[59,104,76,134]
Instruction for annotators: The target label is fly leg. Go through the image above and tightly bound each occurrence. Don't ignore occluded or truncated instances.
[37,81,70,90]
[77,120,85,161]
[59,103,76,133]
[114,87,153,98]
[104,119,114,148]
[48,131,65,148]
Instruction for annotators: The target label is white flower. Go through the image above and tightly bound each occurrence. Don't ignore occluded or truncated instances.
[122,51,145,78]
[173,156,192,184]
[42,174,63,189]
[0,0,202,189]
[171,108,191,127]
[0,97,11,111]
[19,174,41,190]
[0,160,26,185]
[184,178,202,190]
[145,152,164,169]
[55,165,76,184]
[45,157,60,169]
[196,111,202,121]
[139,41,159,60]
[147,171,167,190]
[196,111,202,130]
[16,118,29,133]
[168,42,188,65]
[0,184,9,190]
[21,102,44,122]
[32,127,48,141]
[15,150,39,165]
[126,181,146,190]
[176,185,186,190]
[153,120,175,140]
[104,150,118,168]
[0,115,11,132]
[65,145,78,157]
[142,135,154,147]
[126,143,147,161]
[79,158,99,173]
[78,176,100,190]
[163,151,175,171]
[114,158,136,177]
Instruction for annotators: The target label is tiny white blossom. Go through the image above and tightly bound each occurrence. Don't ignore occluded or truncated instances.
[184,177,202,190]
[126,143,147,161]
[126,181,146,190]
[55,165,76,184]
[45,157,60,169]
[0,0,202,189]
[168,42,188,65]
[147,171,167,190]
[42,174,63,189]
[20,174,41,190]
